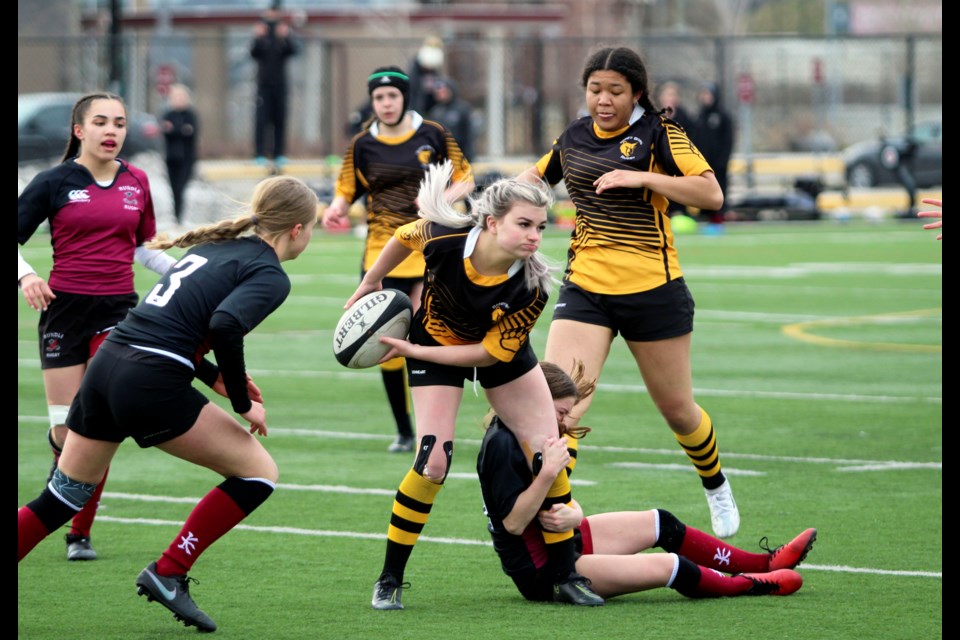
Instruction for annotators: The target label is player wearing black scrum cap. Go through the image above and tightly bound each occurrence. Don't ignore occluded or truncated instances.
[322,66,474,455]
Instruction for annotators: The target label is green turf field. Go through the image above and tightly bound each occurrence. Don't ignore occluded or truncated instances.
[18,219,941,639]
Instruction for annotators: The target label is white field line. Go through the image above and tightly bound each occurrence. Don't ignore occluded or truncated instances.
[17,422,941,470]
[88,512,941,579]
[18,365,940,405]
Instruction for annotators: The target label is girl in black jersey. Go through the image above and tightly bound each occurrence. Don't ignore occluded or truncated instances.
[346,161,603,610]
[18,92,177,561]
[323,66,474,454]
[18,175,319,633]
[478,362,817,602]
[520,47,741,539]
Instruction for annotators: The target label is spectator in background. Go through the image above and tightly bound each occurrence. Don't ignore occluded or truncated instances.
[657,81,695,134]
[250,3,299,172]
[345,100,374,138]
[426,77,476,161]
[161,83,199,228]
[657,81,696,218]
[693,82,734,230]
[408,35,445,115]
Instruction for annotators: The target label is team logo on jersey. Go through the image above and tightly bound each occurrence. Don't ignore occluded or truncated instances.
[416,145,436,168]
[68,189,90,203]
[619,136,642,160]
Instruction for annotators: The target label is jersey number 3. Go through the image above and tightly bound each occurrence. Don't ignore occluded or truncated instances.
[144,255,208,308]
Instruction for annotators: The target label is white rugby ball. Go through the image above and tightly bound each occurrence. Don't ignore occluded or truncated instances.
[333,289,413,369]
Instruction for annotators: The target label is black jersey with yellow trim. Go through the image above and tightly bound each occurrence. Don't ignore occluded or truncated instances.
[536,111,712,295]
[396,219,546,363]
[334,113,472,279]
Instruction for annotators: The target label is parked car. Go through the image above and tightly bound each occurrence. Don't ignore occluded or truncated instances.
[842,120,942,188]
[18,92,163,166]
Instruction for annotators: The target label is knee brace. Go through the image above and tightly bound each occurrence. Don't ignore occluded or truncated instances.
[48,467,97,511]
[532,451,543,475]
[48,404,70,429]
[655,508,687,552]
[412,435,454,482]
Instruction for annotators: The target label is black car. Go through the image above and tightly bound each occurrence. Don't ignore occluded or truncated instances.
[842,120,942,188]
[18,92,163,166]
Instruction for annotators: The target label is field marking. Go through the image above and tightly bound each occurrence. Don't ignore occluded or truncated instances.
[837,462,942,472]
[88,514,941,579]
[609,463,766,476]
[684,262,941,278]
[17,421,941,469]
[14,365,942,404]
[782,308,942,353]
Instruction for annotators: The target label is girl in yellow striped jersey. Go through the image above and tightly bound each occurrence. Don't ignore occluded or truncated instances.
[323,66,474,453]
[519,47,740,539]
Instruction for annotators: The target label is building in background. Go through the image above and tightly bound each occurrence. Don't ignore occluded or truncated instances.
[18,0,942,159]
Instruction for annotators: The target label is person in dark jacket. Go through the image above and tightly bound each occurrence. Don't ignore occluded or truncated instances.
[250,6,299,171]
[161,84,199,226]
[693,82,735,227]
[407,36,445,115]
[426,77,476,161]
[657,81,696,217]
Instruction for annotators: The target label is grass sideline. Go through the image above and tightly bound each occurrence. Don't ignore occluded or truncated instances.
[19,219,941,639]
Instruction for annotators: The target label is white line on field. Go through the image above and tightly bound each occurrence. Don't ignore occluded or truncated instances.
[18,421,941,469]
[88,514,941,578]
[15,366,942,404]
[608,463,767,476]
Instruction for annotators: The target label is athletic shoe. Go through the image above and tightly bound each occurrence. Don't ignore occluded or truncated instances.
[274,155,289,169]
[65,534,97,561]
[371,574,409,610]
[705,479,740,539]
[552,573,605,606]
[765,528,818,571]
[387,435,414,453]
[739,569,803,596]
[254,156,268,167]
[136,562,217,632]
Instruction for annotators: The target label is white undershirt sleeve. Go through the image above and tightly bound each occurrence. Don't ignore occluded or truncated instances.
[134,246,177,275]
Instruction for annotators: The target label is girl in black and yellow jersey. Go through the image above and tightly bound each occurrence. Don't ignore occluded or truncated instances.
[345,161,603,610]
[323,66,474,454]
[519,47,741,539]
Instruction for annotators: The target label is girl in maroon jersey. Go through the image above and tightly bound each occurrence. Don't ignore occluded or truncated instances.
[18,92,177,562]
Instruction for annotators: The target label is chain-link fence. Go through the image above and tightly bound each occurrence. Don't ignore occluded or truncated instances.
[19,31,941,161]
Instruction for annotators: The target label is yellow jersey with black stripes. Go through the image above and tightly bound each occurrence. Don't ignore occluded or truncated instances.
[395,219,547,363]
[335,114,472,278]
[535,111,712,294]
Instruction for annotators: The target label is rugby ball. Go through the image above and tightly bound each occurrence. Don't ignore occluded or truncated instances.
[333,289,413,369]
